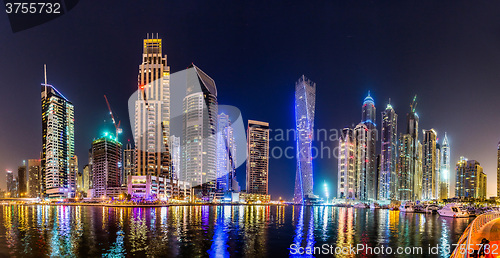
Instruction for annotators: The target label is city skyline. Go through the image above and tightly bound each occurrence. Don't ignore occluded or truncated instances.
[2,1,500,199]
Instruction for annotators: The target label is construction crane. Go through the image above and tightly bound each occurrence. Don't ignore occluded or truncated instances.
[104,95,122,139]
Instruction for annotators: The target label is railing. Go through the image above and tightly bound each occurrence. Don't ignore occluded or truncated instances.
[451,211,500,258]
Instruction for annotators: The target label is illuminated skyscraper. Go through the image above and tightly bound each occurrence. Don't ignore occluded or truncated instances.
[216,113,239,192]
[246,120,270,196]
[456,157,486,199]
[435,143,441,199]
[69,155,78,198]
[6,170,15,197]
[354,123,368,200]
[362,92,378,200]
[293,75,316,204]
[440,133,450,199]
[131,34,171,199]
[92,134,122,198]
[338,127,356,199]
[422,129,437,200]
[41,68,75,199]
[181,64,218,198]
[379,102,397,200]
[123,142,135,185]
[28,159,41,197]
[170,136,180,180]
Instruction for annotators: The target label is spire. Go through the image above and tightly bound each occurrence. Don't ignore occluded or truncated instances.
[363,91,374,104]
[443,132,449,146]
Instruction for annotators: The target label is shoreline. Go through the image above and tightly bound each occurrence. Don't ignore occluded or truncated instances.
[1,203,289,208]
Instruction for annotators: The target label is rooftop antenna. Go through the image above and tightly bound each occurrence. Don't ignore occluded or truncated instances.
[44,64,47,86]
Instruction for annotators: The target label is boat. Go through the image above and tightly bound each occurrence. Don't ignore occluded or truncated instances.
[438,203,469,218]
[424,204,440,213]
[353,203,368,208]
[399,202,415,212]
[370,202,380,209]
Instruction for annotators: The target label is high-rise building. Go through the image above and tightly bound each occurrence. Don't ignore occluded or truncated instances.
[338,127,356,199]
[92,134,123,198]
[181,64,218,199]
[79,164,91,194]
[6,170,15,197]
[440,133,450,199]
[379,102,398,200]
[361,92,378,201]
[216,113,239,193]
[246,120,270,196]
[455,157,486,199]
[170,136,180,180]
[41,69,75,199]
[435,143,441,199]
[397,97,420,201]
[354,122,368,200]
[293,75,316,204]
[422,129,438,200]
[69,155,78,198]
[18,162,27,197]
[28,159,41,198]
[398,134,413,201]
[131,35,172,199]
[123,142,135,186]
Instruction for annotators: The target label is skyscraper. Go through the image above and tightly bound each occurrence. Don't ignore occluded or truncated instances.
[216,113,239,192]
[379,102,398,200]
[435,143,441,199]
[41,67,75,199]
[354,122,368,200]
[123,142,135,185]
[18,162,27,197]
[456,157,486,199]
[246,120,270,196]
[397,97,420,201]
[398,134,413,201]
[69,155,78,198]
[131,35,171,199]
[169,136,180,180]
[293,75,316,204]
[338,127,356,199]
[440,133,450,199]
[181,64,218,199]
[6,170,15,197]
[92,134,123,198]
[361,92,378,201]
[28,159,41,198]
[422,129,437,200]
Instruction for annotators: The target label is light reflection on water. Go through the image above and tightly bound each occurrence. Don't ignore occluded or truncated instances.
[0,205,471,257]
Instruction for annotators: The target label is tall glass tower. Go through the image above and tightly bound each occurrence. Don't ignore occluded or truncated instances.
[422,129,437,200]
[361,92,377,200]
[293,75,316,204]
[440,133,450,199]
[379,102,397,200]
[41,68,75,199]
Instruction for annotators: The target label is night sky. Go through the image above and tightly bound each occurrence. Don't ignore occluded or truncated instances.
[1,1,500,199]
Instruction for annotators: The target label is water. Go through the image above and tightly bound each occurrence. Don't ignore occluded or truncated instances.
[0,205,471,257]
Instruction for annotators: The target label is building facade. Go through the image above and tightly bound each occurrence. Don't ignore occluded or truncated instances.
[338,127,356,199]
[455,157,486,199]
[440,133,450,199]
[246,120,270,196]
[92,135,123,198]
[216,113,239,193]
[41,80,75,199]
[422,129,438,200]
[379,102,398,200]
[181,64,218,199]
[28,159,41,198]
[293,75,316,204]
[361,92,378,201]
[131,35,172,199]
[18,163,27,197]
[354,123,369,200]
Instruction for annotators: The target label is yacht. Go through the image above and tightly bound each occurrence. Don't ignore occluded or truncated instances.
[353,203,368,208]
[370,203,380,209]
[438,203,469,218]
[424,204,440,213]
[399,202,415,212]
